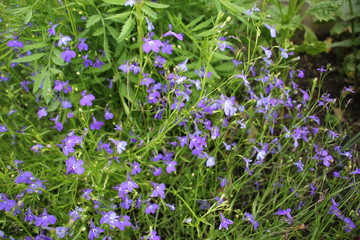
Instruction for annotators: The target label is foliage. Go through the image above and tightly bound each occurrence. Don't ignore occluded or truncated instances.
[0,0,359,239]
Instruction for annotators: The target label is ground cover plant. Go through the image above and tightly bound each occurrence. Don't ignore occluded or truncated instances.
[0,0,359,239]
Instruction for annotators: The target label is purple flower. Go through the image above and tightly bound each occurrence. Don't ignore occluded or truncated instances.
[274,208,293,224]
[166,160,177,173]
[104,108,114,120]
[218,177,227,187]
[61,100,72,109]
[163,24,183,41]
[68,206,84,220]
[82,54,93,68]
[206,156,215,167]
[110,139,127,154]
[0,125,8,132]
[124,0,136,6]
[88,221,104,240]
[7,38,24,48]
[61,48,76,62]
[150,182,166,199]
[77,38,88,51]
[350,168,360,175]
[31,144,43,153]
[294,160,304,172]
[47,23,58,36]
[80,91,95,106]
[329,198,341,216]
[342,217,356,232]
[24,207,37,224]
[145,17,155,31]
[66,156,85,175]
[58,34,72,46]
[218,95,237,116]
[93,57,104,68]
[100,211,131,231]
[218,213,234,230]
[90,116,104,130]
[145,203,159,214]
[142,37,164,53]
[35,209,57,227]
[264,23,276,38]
[131,161,142,175]
[0,194,16,212]
[243,212,259,230]
[55,227,69,239]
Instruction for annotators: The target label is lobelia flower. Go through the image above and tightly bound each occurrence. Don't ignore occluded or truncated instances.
[142,34,164,53]
[66,156,85,175]
[77,38,88,51]
[47,22,59,36]
[141,230,160,240]
[68,206,84,220]
[274,208,293,224]
[31,143,43,153]
[166,160,177,173]
[145,17,154,31]
[218,213,234,230]
[145,203,159,214]
[163,24,183,41]
[82,54,93,68]
[90,116,104,130]
[350,168,360,175]
[35,208,57,227]
[61,48,76,62]
[88,221,104,240]
[24,207,37,224]
[0,125,8,132]
[150,182,166,199]
[7,37,24,48]
[58,34,72,46]
[0,194,16,212]
[109,139,127,154]
[218,177,227,187]
[243,212,259,230]
[50,115,63,131]
[264,23,276,38]
[80,90,95,106]
[124,0,136,7]
[131,161,142,175]
[93,57,104,68]
[55,227,69,239]
[104,108,114,120]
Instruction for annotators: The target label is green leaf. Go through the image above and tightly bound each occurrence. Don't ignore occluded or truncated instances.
[295,41,326,56]
[117,16,134,43]
[218,0,247,15]
[144,1,169,9]
[330,37,360,48]
[106,25,118,40]
[93,27,105,36]
[86,15,101,28]
[11,53,47,63]
[24,10,32,24]
[42,74,53,104]
[303,25,318,43]
[105,11,132,21]
[102,0,125,5]
[191,18,212,32]
[23,42,48,52]
[186,15,205,29]
[141,5,157,19]
[52,49,65,66]
[309,1,342,22]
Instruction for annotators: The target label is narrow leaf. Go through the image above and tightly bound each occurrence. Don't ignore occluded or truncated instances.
[86,15,101,28]
[144,1,169,9]
[11,53,47,63]
[117,16,134,43]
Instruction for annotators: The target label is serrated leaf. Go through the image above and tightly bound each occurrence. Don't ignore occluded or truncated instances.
[24,10,32,24]
[192,18,212,32]
[86,15,101,28]
[144,1,169,9]
[42,74,53,104]
[117,16,134,43]
[102,0,125,5]
[141,5,157,19]
[93,27,105,36]
[32,70,51,94]
[47,100,60,112]
[103,35,111,62]
[49,68,62,75]
[186,15,205,29]
[11,53,47,63]
[105,11,132,21]
[52,49,65,66]
[295,41,326,56]
[309,1,342,22]
[218,0,247,15]
[106,25,118,40]
[303,25,317,43]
